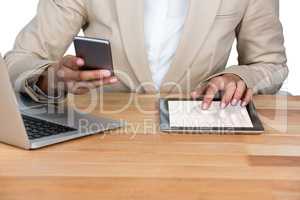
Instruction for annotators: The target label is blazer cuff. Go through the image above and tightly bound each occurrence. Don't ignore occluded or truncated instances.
[204,65,257,93]
[17,61,66,104]
[25,78,67,104]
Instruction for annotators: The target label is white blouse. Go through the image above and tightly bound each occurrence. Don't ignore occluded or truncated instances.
[144,0,189,89]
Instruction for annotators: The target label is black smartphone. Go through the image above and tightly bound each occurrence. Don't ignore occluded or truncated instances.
[74,36,114,74]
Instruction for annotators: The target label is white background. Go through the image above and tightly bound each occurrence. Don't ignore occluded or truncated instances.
[0,1,299,95]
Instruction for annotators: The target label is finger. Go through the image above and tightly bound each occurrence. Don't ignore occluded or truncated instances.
[221,82,236,109]
[61,55,84,70]
[71,77,118,91]
[241,89,253,107]
[72,88,90,95]
[202,83,219,110]
[66,76,118,95]
[88,77,119,88]
[66,81,90,94]
[231,81,247,106]
[56,67,81,82]
[79,70,112,81]
[191,85,207,99]
[68,81,92,95]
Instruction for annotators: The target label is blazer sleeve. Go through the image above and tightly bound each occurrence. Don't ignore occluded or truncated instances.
[4,0,87,101]
[208,0,289,94]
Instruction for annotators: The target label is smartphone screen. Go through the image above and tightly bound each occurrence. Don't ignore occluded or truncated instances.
[74,36,114,74]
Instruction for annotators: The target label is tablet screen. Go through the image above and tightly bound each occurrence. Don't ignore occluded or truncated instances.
[168,101,254,128]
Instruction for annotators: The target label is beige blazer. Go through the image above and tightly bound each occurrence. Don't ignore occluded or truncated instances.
[5,0,288,100]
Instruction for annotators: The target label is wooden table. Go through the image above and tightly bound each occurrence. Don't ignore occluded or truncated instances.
[1,93,300,200]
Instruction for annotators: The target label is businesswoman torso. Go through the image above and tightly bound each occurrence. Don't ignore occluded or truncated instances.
[5,0,288,106]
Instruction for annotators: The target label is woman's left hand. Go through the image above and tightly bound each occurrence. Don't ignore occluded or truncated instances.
[191,74,253,110]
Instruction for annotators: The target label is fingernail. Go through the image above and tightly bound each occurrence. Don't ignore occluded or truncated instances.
[221,102,226,109]
[241,101,247,107]
[110,77,118,83]
[102,70,111,77]
[76,59,84,66]
[231,99,238,106]
[202,103,209,110]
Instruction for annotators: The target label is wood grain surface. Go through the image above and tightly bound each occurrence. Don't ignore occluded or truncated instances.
[1,93,300,200]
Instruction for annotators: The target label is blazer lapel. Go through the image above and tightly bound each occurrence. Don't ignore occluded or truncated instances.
[115,0,156,93]
[160,0,222,92]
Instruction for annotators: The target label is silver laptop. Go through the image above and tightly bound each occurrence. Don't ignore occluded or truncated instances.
[0,56,125,150]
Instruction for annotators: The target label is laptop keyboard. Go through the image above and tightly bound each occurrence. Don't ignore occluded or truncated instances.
[22,115,77,140]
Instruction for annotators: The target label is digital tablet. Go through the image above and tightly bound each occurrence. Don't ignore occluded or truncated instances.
[159,98,264,134]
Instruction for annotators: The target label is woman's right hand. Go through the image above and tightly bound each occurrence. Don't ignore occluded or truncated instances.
[37,55,118,95]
